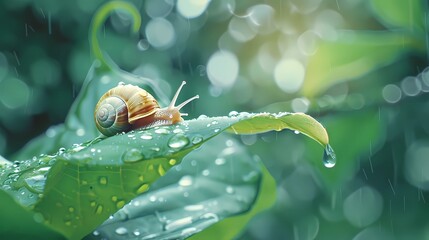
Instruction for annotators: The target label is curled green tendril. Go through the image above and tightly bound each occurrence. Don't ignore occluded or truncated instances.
[90,1,141,71]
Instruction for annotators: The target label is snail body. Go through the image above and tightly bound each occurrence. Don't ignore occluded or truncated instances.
[94,81,199,136]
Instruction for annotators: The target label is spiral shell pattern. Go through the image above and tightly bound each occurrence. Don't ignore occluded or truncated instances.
[94,84,160,136]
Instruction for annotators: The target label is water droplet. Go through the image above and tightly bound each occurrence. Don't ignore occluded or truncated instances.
[140,133,153,140]
[155,128,169,134]
[168,134,190,149]
[137,39,150,51]
[202,169,210,176]
[149,195,157,202]
[191,136,203,145]
[173,128,184,134]
[214,128,220,133]
[111,196,118,202]
[122,148,144,163]
[179,175,193,187]
[99,176,108,185]
[133,230,141,236]
[118,81,125,86]
[115,227,128,235]
[58,147,66,154]
[116,200,125,209]
[215,157,226,165]
[33,213,45,223]
[158,164,166,176]
[197,114,208,119]
[169,159,177,165]
[294,130,300,134]
[68,207,74,213]
[228,111,239,117]
[93,230,100,236]
[90,201,96,207]
[65,220,72,226]
[211,120,219,125]
[323,144,336,168]
[23,166,51,193]
[226,186,235,194]
[137,184,149,194]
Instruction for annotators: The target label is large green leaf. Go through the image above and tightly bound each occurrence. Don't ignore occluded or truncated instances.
[302,31,424,98]
[84,135,270,240]
[0,111,330,239]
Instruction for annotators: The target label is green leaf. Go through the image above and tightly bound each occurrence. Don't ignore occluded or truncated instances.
[1,111,329,239]
[189,163,276,240]
[84,135,265,240]
[302,31,424,98]
[369,0,425,32]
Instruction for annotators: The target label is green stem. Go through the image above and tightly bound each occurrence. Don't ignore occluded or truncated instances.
[90,1,141,71]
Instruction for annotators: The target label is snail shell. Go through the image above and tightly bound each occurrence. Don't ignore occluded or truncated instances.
[94,81,198,136]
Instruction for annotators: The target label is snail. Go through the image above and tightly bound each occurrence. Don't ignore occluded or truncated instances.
[94,81,199,136]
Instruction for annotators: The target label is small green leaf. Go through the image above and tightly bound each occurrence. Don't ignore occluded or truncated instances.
[302,31,424,97]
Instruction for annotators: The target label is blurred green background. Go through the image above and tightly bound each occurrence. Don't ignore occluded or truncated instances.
[1,0,429,239]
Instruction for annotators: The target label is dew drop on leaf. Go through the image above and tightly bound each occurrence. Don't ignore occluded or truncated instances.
[136,183,149,194]
[323,144,337,168]
[168,134,190,149]
[155,128,170,134]
[115,227,128,235]
[215,157,226,165]
[122,148,144,163]
[191,136,203,145]
[179,175,193,187]
[23,166,50,193]
[99,176,108,185]
[116,200,125,209]
[140,133,153,140]
[226,185,235,194]
[228,110,239,117]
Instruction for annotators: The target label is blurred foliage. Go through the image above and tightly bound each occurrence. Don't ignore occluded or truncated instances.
[1,0,429,239]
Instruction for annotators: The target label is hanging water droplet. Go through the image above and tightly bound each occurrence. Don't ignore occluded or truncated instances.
[122,148,144,163]
[323,144,336,168]
[179,175,193,187]
[168,134,190,149]
[115,227,128,235]
[191,136,203,145]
